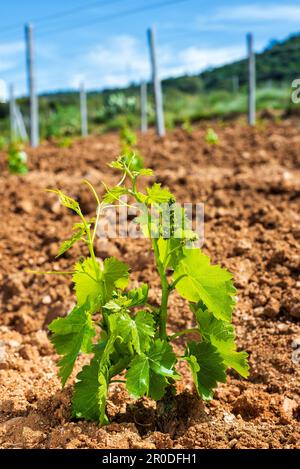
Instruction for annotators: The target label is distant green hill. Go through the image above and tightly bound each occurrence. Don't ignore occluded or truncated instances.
[164,33,300,92]
[1,33,299,139]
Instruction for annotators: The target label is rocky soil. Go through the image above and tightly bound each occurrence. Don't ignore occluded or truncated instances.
[0,120,299,449]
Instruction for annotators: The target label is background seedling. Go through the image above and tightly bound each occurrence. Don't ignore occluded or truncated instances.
[205,128,219,145]
[7,142,28,174]
[120,126,144,171]
[182,117,193,134]
[55,136,73,149]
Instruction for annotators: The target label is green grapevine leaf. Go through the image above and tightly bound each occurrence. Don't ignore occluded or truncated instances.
[137,168,153,176]
[148,372,168,400]
[108,312,132,342]
[126,284,149,307]
[73,258,102,307]
[173,248,236,322]
[126,354,150,398]
[48,302,95,386]
[73,257,129,307]
[125,340,177,399]
[103,257,129,291]
[109,150,150,177]
[47,189,81,215]
[185,341,227,400]
[103,284,149,313]
[102,186,128,204]
[134,310,155,352]
[185,354,200,391]
[195,307,249,378]
[56,225,85,257]
[108,159,124,170]
[72,343,109,424]
[148,339,177,377]
[124,151,143,172]
[108,311,154,354]
[102,298,125,313]
[146,183,174,205]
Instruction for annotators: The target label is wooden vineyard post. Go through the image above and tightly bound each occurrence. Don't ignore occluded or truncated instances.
[80,82,88,137]
[247,33,256,125]
[25,23,39,147]
[9,84,17,141]
[15,105,28,142]
[147,27,165,137]
[140,81,148,133]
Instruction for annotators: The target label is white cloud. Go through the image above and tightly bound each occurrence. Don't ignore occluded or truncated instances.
[215,5,300,22]
[69,73,86,89]
[0,41,24,55]
[0,60,15,73]
[0,30,267,95]
[66,35,246,90]
[192,4,300,36]
[84,35,149,88]
[0,41,24,74]
[160,45,245,77]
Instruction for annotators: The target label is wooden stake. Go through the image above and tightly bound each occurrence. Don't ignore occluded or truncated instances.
[247,33,256,125]
[147,27,165,137]
[9,84,17,141]
[140,81,148,133]
[80,82,88,137]
[25,23,39,147]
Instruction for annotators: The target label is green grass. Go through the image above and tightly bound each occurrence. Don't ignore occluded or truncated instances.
[0,85,296,140]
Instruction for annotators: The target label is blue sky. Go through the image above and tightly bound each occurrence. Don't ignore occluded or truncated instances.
[0,0,300,99]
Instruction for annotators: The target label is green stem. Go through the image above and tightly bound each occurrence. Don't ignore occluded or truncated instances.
[86,226,97,266]
[82,179,101,206]
[132,176,138,195]
[169,328,200,341]
[92,204,102,243]
[153,238,169,340]
[129,172,170,340]
[130,184,143,204]
[82,179,102,243]
[169,274,188,291]
[78,210,98,276]
[117,173,127,187]
[108,357,129,380]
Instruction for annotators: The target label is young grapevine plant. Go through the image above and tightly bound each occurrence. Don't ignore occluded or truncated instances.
[205,128,219,145]
[7,142,28,174]
[120,126,144,171]
[41,154,248,425]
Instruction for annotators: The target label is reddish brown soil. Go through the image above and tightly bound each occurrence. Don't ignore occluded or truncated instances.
[0,121,299,449]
